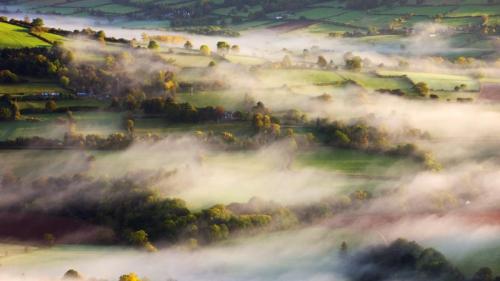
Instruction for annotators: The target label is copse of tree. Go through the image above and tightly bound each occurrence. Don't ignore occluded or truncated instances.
[200,44,211,56]
[128,230,157,252]
[216,41,230,56]
[316,119,389,151]
[119,273,142,281]
[60,75,70,88]
[347,238,465,281]
[231,44,240,54]
[45,100,57,112]
[317,55,328,68]
[0,47,70,78]
[0,173,275,245]
[148,40,160,50]
[63,269,83,280]
[31,17,44,27]
[142,97,225,123]
[414,81,430,97]
[345,56,362,71]
[184,40,193,49]
[0,95,21,121]
[0,70,21,83]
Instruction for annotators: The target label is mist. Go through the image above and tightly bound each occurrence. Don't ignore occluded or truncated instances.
[0,10,499,281]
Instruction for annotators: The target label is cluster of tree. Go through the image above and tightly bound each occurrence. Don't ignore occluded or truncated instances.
[315,118,389,151]
[172,26,240,37]
[346,238,500,281]
[0,46,72,78]
[0,132,133,150]
[0,173,274,246]
[0,69,23,84]
[414,82,430,97]
[315,118,441,170]
[0,95,21,121]
[345,55,363,71]
[142,97,228,123]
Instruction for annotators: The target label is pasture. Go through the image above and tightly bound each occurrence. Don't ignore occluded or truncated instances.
[338,71,415,92]
[176,90,244,110]
[0,22,51,49]
[295,148,421,177]
[0,82,68,95]
[0,112,124,141]
[255,69,345,87]
[377,70,480,91]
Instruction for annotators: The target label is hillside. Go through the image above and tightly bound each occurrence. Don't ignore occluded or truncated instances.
[3,0,500,35]
[0,21,52,48]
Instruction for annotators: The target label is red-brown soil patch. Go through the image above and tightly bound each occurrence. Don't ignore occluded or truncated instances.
[0,212,115,244]
[479,83,500,102]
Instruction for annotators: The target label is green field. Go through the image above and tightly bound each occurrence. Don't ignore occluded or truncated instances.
[161,53,214,67]
[0,112,124,141]
[295,148,421,177]
[0,22,51,48]
[93,4,141,14]
[372,5,457,17]
[17,99,109,110]
[339,71,415,92]
[226,54,268,65]
[176,90,244,110]
[134,119,252,137]
[255,69,345,87]
[292,7,346,20]
[447,5,500,17]
[377,70,480,91]
[0,83,68,95]
[58,0,112,8]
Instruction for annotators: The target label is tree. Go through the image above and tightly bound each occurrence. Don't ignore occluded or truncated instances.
[128,230,149,246]
[335,130,351,147]
[148,40,159,50]
[60,75,70,88]
[43,233,55,247]
[45,100,57,112]
[252,113,264,131]
[345,56,362,71]
[119,273,142,281]
[96,30,106,39]
[414,82,430,97]
[184,40,193,49]
[63,269,83,280]
[200,44,211,56]
[126,119,135,136]
[317,55,328,68]
[0,107,12,120]
[231,45,240,54]
[472,267,494,281]
[0,70,20,83]
[31,18,44,27]
[281,55,292,68]
[340,241,348,256]
[216,41,230,56]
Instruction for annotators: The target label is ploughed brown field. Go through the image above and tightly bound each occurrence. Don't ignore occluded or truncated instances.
[479,83,500,102]
[0,213,114,244]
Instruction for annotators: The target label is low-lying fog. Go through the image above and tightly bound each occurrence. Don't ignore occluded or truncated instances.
[0,11,499,281]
